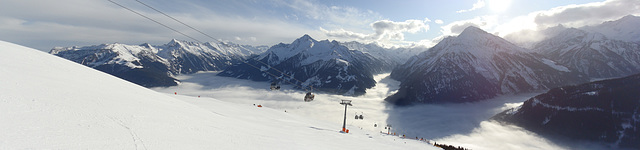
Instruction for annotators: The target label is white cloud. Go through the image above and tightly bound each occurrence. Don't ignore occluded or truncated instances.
[320,27,369,39]
[457,0,486,13]
[0,0,356,51]
[532,0,640,28]
[435,20,444,24]
[424,17,432,22]
[322,19,430,46]
[440,16,498,36]
[437,121,566,150]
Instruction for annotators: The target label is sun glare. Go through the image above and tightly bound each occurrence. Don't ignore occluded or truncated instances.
[488,0,511,12]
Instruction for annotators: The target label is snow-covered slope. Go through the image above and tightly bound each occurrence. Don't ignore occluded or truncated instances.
[493,73,640,149]
[582,15,640,43]
[218,35,387,96]
[387,26,588,105]
[533,28,640,79]
[0,40,437,149]
[51,39,267,87]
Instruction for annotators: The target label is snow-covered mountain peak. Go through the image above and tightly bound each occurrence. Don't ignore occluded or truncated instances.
[259,34,351,65]
[581,15,640,42]
[139,43,159,53]
[139,43,152,48]
[388,26,587,104]
[430,26,525,60]
[458,26,488,37]
[50,43,154,69]
[298,34,314,41]
[534,26,640,79]
[604,15,640,27]
[52,39,269,86]
[168,39,182,46]
[291,34,316,47]
[221,34,388,96]
[535,28,612,55]
[340,41,426,64]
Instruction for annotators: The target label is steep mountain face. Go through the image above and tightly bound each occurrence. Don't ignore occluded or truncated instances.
[533,28,640,79]
[51,40,266,87]
[493,73,640,149]
[51,43,178,87]
[218,35,385,96]
[582,15,640,43]
[386,26,588,105]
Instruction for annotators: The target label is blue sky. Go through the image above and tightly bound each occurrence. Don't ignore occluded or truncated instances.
[0,0,638,51]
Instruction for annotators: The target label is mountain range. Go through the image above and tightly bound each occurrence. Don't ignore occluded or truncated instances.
[50,39,267,87]
[386,26,588,105]
[50,15,640,101]
[218,35,394,96]
[582,15,640,43]
[386,15,640,105]
[533,25,640,79]
[489,15,640,149]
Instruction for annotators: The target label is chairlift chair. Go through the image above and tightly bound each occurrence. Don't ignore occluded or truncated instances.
[304,92,314,102]
[355,112,364,120]
[270,82,281,90]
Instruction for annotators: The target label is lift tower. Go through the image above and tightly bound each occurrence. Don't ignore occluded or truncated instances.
[340,100,352,132]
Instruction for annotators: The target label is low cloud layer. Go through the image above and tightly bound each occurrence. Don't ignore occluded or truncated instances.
[153,72,600,150]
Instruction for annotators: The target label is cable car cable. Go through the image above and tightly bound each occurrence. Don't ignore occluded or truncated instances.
[109,0,315,96]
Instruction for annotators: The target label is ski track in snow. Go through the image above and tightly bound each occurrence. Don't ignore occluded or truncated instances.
[109,117,147,150]
[153,71,572,150]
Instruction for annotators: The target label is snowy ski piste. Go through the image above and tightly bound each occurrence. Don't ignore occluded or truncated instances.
[2,40,568,149]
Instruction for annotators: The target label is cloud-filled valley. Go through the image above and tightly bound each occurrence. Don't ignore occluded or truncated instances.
[152,72,597,150]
